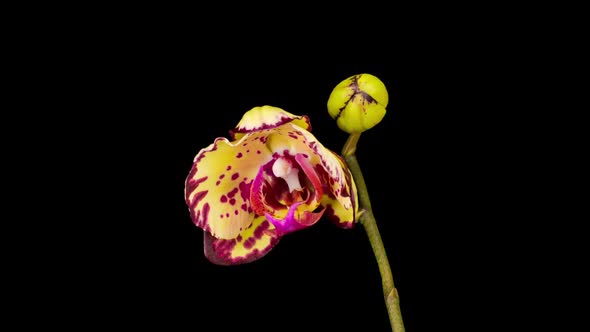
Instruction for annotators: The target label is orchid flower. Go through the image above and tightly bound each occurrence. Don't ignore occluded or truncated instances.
[184,105,358,265]
[185,74,406,332]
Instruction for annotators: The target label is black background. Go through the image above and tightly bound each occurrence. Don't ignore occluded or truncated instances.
[30,8,522,331]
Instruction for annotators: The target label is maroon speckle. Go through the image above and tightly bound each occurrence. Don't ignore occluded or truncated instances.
[234,209,239,215]
[220,214,224,219]
[236,152,243,158]
[220,195,228,203]
[231,172,240,180]
[186,165,199,185]
[236,235,243,242]
[288,133,298,139]
[247,149,250,153]
[241,203,248,211]
[243,143,248,146]
[215,180,221,186]
[226,213,230,218]
[324,204,339,223]
[257,150,261,154]
[202,203,210,226]
[219,174,225,179]
[254,220,270,239]
[243,238,255,249]
[209,236,236,258]
[341,186,350,197]
[260,136,267,143]
[185,176,208,196]
[227,187,239,198]
[324,204,354,229]
[239,179,252,201]
[189,208,199,227]
[189,190,208,209]
[226,165,232,171]
[194,151,206,164]
[248,207,253,213]
[229,198,236,205]
[308,141,317,151]
[303,154,309,158]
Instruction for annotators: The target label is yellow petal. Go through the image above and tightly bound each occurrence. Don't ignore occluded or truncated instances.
[294,129,356,211]
[204,216,280,265]
[185,132,273,239]
[230,105,311,140]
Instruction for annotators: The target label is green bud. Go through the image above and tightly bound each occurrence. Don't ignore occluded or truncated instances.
[327,73,389,134]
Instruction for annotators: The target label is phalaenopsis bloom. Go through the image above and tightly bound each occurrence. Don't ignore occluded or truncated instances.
[185,106,358,265]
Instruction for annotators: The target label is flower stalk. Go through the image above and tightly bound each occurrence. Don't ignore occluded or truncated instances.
[342,134,405,332]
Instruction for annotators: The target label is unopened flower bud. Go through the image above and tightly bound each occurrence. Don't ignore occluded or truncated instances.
[327,73,389,134]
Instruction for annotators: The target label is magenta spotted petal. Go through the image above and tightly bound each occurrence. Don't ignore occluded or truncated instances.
[204,216,280,265]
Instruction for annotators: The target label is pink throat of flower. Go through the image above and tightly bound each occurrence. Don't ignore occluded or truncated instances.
[252,154,319,214]
[251,152,326,235]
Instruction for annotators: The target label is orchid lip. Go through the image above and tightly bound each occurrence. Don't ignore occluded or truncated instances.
[265,202,325,236]
[250,152,324,222]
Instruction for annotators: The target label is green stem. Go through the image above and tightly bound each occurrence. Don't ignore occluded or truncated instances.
[342,134,405,332]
